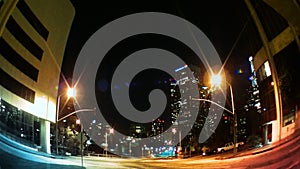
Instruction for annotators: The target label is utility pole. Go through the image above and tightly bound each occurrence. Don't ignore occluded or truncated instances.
[229,84,237,155]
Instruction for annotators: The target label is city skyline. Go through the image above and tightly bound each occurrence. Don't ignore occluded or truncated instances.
[60,0,273,152]
[59,0,300,157]
[0,0,299,167]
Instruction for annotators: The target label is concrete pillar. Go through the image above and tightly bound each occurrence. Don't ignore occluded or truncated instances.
[272,121,279,142]
[264,124,268,145]
[40,119,51,154]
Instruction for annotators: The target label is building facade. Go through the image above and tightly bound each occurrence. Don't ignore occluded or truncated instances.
[248,0,300,144]
[0,0,74,153]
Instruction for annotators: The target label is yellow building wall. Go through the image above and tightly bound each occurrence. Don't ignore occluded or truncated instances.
[0,0,75,122]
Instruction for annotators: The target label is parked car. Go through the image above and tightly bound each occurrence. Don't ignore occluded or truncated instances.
[217,142,244,153]
[249,142,263,149]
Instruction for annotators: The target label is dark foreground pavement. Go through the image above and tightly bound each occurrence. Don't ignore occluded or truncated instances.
[0,152,83,169]
[1,129,300,169]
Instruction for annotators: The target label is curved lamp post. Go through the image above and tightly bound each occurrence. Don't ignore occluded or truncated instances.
[58,108,96,168]
[55,87,96,167]
[211,73,237,154]
[194,73,238,155]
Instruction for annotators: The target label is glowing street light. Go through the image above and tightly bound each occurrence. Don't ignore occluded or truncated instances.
[172,128,176,134]
[76,119,80,125]
[109,128,114,134]
[210,74,222,87]
[67,87,76,98]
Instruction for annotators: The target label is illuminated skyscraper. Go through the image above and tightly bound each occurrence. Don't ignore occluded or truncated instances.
[248,56,261,112]
[244,56,262,137]
[170,65,199,148]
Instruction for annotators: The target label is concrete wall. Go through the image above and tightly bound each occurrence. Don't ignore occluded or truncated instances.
[281,106,300,140]
[0,0,75,122]
[0,0,75,153]
[40,119,51,154]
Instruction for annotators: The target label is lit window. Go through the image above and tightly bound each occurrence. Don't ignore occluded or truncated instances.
[264,61,272,77]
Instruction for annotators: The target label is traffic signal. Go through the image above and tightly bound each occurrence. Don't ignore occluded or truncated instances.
[224,116,228,123]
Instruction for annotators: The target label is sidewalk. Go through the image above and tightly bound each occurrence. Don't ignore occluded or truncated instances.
[0,133,81,166]
[219,128,300,159]
[0,133,67,159]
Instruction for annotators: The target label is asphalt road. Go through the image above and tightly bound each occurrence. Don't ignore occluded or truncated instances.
[1,131,300,169]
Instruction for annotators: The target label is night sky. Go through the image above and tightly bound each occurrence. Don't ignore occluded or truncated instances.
[62,1,260,111]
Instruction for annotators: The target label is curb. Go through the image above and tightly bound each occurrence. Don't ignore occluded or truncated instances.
[0,133,66,159]
[216,129,300,160]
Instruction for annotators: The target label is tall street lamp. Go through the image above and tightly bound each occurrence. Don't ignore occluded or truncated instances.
[58,108,96,167]
[55,87,76,155]
[211,74,238,155]
[105,128,114,157]
[172,128,182,156]
[172,128,181,150]
[76,119,83,167]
